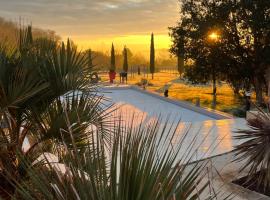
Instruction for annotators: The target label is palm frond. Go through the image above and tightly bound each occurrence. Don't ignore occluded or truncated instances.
[39,39,95,98]
[0,43,48,110]
[26,92,113,151]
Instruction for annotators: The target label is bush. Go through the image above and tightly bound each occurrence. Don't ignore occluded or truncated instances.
[222,107,246,117]
[136,78,154,87]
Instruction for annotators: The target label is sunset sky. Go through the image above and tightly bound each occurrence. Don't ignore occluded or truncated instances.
[0,0,179,55]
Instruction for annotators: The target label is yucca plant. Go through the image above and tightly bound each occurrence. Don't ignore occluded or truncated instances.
[234,107,270,192]
[0,26,110,198]
[5,115,217,200]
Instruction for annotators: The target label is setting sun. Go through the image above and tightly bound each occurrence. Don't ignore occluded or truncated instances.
[208,32,220,42]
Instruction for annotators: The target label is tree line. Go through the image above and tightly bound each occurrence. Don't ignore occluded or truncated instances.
[170,0,270,105]
[0,17,60,44]
[109,33,156,79]
[87,42,176,74]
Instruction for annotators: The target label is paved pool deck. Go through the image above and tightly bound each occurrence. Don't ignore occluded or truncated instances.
[101,86,249,162]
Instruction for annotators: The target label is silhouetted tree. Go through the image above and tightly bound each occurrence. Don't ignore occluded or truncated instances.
[111,43,116,72]
[170,0,270,105]
[123,46,128,72]
[150,33,155,79]
[237,0,270,104]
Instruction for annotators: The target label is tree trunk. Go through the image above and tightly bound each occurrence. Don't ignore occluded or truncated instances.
[254,77,263,106]
[268,81,270,99]
[232,84,240,96]
[0,149,19,199]
[178,55,184,78]
[213,78,217,96]
[265,67,270,106]
[152,73,154,80]
[212,69,217,109]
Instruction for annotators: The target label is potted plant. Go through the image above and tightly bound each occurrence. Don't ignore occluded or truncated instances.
[109,69,116,83]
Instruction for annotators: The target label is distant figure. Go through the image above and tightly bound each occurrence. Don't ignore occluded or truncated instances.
[195,97,200,107]
[164,84,169,97]
[138,67,141,75]
[120,72,128,84]
[141,78,148,90]
[164,89,169,97]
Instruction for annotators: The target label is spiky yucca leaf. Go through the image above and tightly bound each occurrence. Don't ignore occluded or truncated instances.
[6,115,217,200]
[234,109,270,191]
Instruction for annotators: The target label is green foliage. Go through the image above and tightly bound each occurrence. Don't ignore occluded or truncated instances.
[150,33,155,79]
[221,107,246,118]
[184,65,209,84]
[123,46,128,72]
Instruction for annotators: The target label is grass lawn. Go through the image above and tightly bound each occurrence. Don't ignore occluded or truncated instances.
[99,71,245,116]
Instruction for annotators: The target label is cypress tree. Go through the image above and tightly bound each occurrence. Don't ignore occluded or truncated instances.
[150,33,155,79]
[111,43,116,72]
[123,46,128,72]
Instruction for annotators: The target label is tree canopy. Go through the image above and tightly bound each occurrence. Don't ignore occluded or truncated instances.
[170,0,270,104]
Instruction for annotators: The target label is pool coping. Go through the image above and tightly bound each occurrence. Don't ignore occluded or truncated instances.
[101,85,233,120]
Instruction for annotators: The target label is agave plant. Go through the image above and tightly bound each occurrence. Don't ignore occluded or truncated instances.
[4,114,218,200]
[0,26,110,198]
[234,108,270,192]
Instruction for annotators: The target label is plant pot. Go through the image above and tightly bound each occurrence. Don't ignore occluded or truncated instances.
[109,71,116,83]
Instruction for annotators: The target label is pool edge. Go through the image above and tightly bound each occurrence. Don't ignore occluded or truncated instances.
[101,85,233,120]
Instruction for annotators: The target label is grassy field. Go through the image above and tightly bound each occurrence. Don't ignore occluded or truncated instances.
[100,71,245,115]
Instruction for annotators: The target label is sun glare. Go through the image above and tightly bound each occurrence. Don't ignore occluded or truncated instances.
[208,32,220,42]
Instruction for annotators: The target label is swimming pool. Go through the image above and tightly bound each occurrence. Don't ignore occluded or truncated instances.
[102,86,248,162]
